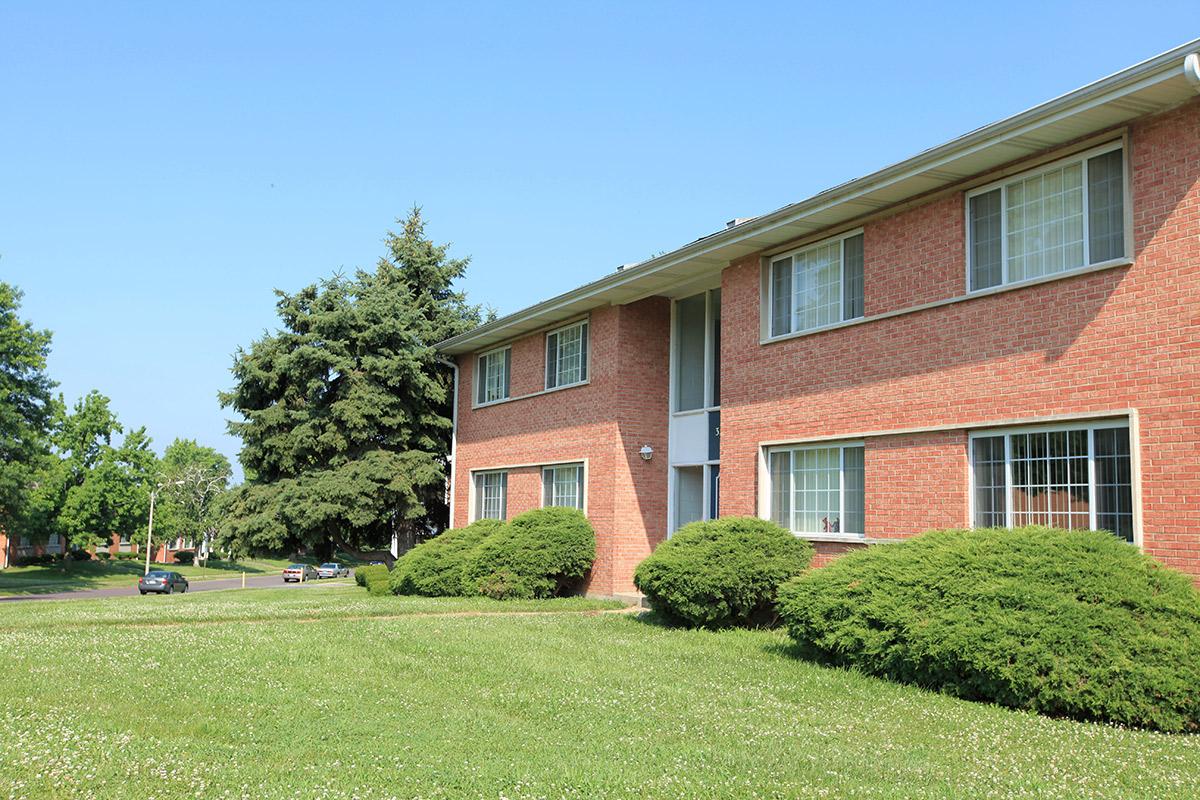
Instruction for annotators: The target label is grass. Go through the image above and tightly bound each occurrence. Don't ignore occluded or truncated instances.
[0,587,1196,799]
[0,556,300,596]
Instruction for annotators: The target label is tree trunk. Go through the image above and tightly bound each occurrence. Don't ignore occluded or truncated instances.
[314,539,335,563]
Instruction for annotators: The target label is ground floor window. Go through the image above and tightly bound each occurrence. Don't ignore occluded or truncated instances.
[542,463,585,510]
[970,422,1133,541]
[474,471,508,521]
[767,443,865,536]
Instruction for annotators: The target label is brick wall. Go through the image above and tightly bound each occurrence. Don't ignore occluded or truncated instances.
[720,98,1200,577]
[453,298,670,595]
[453,98,1200,591]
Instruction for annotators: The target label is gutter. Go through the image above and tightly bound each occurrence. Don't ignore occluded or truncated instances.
[436,40,1200,355]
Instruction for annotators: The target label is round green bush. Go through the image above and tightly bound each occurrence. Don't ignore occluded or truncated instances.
[462,508,596,599]
[633,516,813,628]
[776,526,1200,732]
[390,519,504,596]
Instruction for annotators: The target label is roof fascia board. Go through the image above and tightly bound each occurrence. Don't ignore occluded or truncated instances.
[437,41,1200,354]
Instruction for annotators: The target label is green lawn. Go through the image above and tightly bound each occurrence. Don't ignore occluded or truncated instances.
[0,556,300,596]
[0,587,1196,799]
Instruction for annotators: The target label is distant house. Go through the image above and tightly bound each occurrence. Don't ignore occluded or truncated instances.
[436,41,1200,598]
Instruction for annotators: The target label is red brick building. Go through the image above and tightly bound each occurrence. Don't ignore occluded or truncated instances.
[438,43,1200,597]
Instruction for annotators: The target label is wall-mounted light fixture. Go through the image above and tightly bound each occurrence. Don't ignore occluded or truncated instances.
[639,445,654,461]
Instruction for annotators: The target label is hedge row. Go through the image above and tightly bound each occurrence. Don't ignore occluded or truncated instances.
[389,507,596,600]
[355,564,391,596]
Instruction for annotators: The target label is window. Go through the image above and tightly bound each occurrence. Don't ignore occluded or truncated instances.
[767,443,865,536]
[476,347,511,405]
[968,145,1126,291]
[769,231,864,338]
[542,463,584,510]
[474,471,508,521]
[970,422,1133,542]
[673,289,721,412]
[545,320,588,389]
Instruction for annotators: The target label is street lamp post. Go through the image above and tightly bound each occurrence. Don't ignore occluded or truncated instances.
[145,479,183,576]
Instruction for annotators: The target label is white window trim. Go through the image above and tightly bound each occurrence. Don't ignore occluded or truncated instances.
[967,418,1140,545]
[763,227,864,341]
[468,468,509,523]
[467,459,591,523]
[473,345,511,408]
[761,439,866,541]
[544,319,590,391]
[539,461,588,513]
[964,140,1131,293]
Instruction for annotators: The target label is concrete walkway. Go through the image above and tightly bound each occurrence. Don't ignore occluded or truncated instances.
[0,573,350,603]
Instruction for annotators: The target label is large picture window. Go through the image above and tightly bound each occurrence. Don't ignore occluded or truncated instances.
[968,144,1126,291]
[767,443,864,536]
[970,422,1133,541]
[546,320,588,389]
[474,471,508,521]
[476,346,511,405]
[768,231,864,338]
[542,463,584,510]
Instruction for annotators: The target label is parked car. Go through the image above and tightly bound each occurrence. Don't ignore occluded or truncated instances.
[317,562,350,578]
[282,564,320,583]
[139,570,189,595]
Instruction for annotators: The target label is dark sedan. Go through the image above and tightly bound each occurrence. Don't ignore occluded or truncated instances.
[138,570,189,595]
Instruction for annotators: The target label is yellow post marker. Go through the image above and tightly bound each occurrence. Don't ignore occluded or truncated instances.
[242,571,246,589]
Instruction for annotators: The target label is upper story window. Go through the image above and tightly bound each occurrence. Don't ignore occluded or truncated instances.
[476,346,511,405]
[474,471,508,521]
[767,442,865,537]
[768,230,864,338]
[546,320,588,389]
[673,288,720,412]
[542,463,585,510]
[970,421,1133,542]
[968,144,1126,292]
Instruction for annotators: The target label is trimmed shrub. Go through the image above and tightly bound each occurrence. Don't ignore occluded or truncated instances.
[355,564,390,595]
[13,554,54,567]
[68,549,91,561]
[390,519,504,596]
[173,551,195,565]
[462,508,596,600]
[633,516,813,628]
[776,526,1200,732]
[359,564,391,596]
[114,552,139,561]
[96,552,111,561]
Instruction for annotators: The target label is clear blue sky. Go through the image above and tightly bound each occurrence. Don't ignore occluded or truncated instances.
[2,2,1196,479]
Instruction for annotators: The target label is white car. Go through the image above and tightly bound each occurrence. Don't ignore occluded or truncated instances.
[317,562,351,578]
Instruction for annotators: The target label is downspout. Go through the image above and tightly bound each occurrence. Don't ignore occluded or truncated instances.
[437,356,459,531]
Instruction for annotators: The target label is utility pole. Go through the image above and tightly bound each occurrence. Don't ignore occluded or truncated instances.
[144,488,158,576]
[145,478,184,575]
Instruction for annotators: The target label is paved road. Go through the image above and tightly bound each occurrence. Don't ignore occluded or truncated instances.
[0,573,351,603]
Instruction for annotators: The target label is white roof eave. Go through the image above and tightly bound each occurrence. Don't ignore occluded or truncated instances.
[438,41,1200,356]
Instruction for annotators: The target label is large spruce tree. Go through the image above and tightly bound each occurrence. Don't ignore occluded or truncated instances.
[220,209,481,559]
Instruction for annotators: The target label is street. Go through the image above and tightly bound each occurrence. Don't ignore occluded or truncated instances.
[0,573,352,602]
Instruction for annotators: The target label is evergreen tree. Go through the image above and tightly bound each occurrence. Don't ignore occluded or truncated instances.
[220,209,480,558]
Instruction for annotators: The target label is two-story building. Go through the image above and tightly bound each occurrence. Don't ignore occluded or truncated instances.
[438,41,1200,598]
